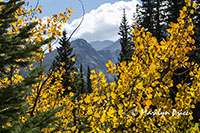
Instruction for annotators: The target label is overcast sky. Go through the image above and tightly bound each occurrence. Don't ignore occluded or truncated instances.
[27,0,140,42]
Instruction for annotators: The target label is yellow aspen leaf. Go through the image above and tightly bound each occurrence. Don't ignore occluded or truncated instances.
[69,92,74,97]
[68,86,72,90]
[93,96,98,102]
[94,112,100,118]
[8,29,12,34]
[91,70,95,74]
[185,47,190,53]
[164,58,169,62]
[118,104,123,109]
[149,63,156,74]
[99,72,104,78]
[100,113,106,123]
[111,92,116,99]
[145,100,152,106]
[6,122,11,127]
[189,115,193,120]
[192,2,197,8]
[190,9,194,14]
[136,82,143,89]
[189,71,194,77]
[38,6,42,10]
[188,2,191,7]
[72,57,76,62]
[47,18,51,23]
[189,38,195,44]
[141,27,145,32]
[28,10,32,15]
[87,107,93,115]
[80,105,85,111]
[61,62,65,66]
[191,104,195,108]
[147,87,153,93]
[85,95,91,103]
[120,94,124,98]
[106,128,111,133]
[183,6,187,12]
[1,126,5,129]
[68,8,73,15]
[71,126,76,131]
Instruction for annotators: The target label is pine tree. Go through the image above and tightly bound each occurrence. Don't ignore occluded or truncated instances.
[51,30,77,95]
[166,0,185,23]
[133,0,168,42]
[0,0,62,132]
[79,64,84,94]
[134,0,154,33]
[118,9,133,63]
[86,66,92,93]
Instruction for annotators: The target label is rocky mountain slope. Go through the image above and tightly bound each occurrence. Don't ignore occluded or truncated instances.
[22,39,121,82]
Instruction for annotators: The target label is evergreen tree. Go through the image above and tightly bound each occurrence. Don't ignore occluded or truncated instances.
[133,0,168,41]
[51,30,77,95]
[134,0,154,33]
[79,64,84,94]
[166,0,185,23]
[0,0,62,132]
[86,66,92,93]
[118,9,133,63]
[154,0,169,41]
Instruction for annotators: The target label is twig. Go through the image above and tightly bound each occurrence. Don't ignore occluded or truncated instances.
[44,0,85,53]
[173,65,196,76]
[67,0,85,42]
[126,75,140,112]
[30,66,55,117]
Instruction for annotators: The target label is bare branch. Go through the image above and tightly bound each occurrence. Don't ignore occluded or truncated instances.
[29,66,55,117]
[67,0,85,42]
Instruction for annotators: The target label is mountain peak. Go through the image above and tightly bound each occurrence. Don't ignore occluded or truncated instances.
[72,38,89,44]
[71,39,92,49]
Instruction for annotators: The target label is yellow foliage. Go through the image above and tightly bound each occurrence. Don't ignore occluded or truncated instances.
[6,0,199,132]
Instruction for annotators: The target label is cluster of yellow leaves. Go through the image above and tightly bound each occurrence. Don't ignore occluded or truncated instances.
[26,66,89,132]
[27,67,66,112]
[0,67,24,87]
[24,0,200,132]
[3,0,73,65]
[0,0,74,130]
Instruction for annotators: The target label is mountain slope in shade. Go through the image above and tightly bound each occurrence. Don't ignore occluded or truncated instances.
[41,39,116,82]
[20,39,121,82]
[90,40,114,51]
[97,40,121,64]
[102,40,121,53]
[71,39,113,80]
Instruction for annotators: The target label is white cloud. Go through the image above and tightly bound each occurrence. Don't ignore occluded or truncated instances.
[63,0,140,42]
